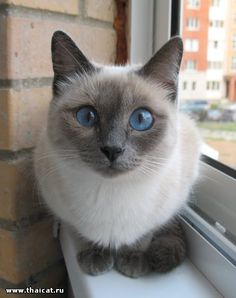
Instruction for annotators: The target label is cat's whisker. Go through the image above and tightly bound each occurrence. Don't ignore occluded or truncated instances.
[143,160,166,168]
[142,162,163,171]
[37,157,78,182]
[139,168,156,179]
[144,155,169,161]
[144,160,166,166]
[139,164,162,177]
[140,169,160,177]
[35,154,76,162]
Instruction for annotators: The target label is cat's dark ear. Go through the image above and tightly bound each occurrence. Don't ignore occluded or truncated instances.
[137,36,183,101]
[51,31,96,95]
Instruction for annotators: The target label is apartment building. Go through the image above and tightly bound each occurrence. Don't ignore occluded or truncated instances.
[207,0,227,100]
[225,0,236,101]
[180,0,228,102]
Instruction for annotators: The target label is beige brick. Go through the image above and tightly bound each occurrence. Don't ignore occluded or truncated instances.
[0,158,45,221]
[85,0,116,22]
[0,218,62,284]
[34,262,67,296]
[0,262,66,298]
[0,290,35,298]
[0,0,79,15]
[0,16,7,81]
[0,15,116,79]
[0,290,22,298]
[0,87,51,150]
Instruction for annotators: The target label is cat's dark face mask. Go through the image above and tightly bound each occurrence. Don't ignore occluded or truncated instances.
[47,31,183,177]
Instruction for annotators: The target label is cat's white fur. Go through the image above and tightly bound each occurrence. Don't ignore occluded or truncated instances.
[34,66,201,249]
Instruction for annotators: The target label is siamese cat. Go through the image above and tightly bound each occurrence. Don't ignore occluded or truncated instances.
[34,31,200,278]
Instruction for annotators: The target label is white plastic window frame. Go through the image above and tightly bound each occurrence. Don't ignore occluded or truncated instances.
[129,1,236,297]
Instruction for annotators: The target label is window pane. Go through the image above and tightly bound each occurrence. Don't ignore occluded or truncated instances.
[180,0,236,169]
[187,0,201,9]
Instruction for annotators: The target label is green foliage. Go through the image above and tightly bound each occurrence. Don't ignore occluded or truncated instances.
[198,122,236,132]
[210,103,220,110]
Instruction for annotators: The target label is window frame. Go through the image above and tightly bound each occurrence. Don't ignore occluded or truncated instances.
[232,57,236,70]
[186,17,200,31]
[187,0,201,10]
[232,34,236,49]
[185,38,199,52]
[185,59,197,70]
[129,1,236,297]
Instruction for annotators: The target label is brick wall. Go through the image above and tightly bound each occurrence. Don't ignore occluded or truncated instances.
[0,0,116,296]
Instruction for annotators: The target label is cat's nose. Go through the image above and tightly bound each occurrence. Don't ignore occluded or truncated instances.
[100,146,124,162]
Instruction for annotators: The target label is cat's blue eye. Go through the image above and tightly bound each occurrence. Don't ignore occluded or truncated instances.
[76,106,98,127]
[129,108,154,131]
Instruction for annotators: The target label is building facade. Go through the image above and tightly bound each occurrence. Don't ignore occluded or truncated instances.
[180,0,234,102]
[225,0,236,101]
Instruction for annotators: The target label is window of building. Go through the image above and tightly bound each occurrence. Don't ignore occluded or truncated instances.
[177,0,235,172]
[192,81,196,90]
[183,81,188,90]
[233,35,236,49]
[175,4,235,296]
[187,0,200,9]
[206,81,221,90]
[211,0,221,7]
[234,13,236,24]
[208,61,223,69]
[209,40,219,48]
[210,20,224,28]
[232,57,236,69]
[185,59,197,70]
[186,17,199,30]
[214,40,218,48]
[185,39,199,52]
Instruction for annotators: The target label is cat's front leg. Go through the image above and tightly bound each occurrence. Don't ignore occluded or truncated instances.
[78,245,114,276]
[115,246,151,278]
[147,219,187,273]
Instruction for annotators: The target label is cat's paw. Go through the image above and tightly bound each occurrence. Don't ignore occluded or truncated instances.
[115,250,150,278]
[147,236,186,273]
[78,247,114,276]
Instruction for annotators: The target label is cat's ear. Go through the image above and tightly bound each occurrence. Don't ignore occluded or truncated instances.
[51,31,96,95]
[138,36,183,101]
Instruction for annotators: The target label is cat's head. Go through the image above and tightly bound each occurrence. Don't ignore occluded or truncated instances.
[47,31,183,178]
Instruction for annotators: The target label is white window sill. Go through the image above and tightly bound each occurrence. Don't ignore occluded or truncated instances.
[60,224,223,298]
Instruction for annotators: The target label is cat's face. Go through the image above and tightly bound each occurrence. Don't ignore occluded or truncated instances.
[47,31,183,178]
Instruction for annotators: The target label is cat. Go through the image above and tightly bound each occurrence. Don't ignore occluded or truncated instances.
[34,31,201,278]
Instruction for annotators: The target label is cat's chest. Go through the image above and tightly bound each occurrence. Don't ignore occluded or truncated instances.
[67,174,162,247]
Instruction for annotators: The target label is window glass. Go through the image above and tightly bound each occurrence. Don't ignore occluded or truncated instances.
[187,0,201,9]
[185,39,199,51]
[211,0,221,7]
[183,81,188,90]
[232,57,236,69]
[233,34,236,48]
[186,17,199,30]
[208,61,223,69]
[180,0,236,169]
[185,59,197,70]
